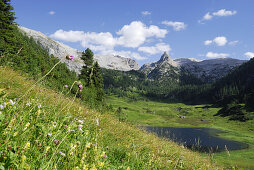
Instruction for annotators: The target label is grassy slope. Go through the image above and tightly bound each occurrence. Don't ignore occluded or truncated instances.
[106,95,254,169]
[0,67,219,169]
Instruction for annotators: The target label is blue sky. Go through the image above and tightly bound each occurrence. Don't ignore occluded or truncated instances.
[12,0,254,65]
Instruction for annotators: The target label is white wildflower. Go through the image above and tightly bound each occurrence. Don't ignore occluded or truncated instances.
[0,105,3,110]
[59,152,66,157]
[26,101,31,106]
[78,124,83,128]
[96,118,99,126]
[9,99,15,105]
[78,120,84,124]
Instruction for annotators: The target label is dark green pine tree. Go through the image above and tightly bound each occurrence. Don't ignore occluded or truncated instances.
[91,61,104,101]
[0,0,16,29]
[81,48,94,67]
[0,0,18,57]
[79,48,94,86]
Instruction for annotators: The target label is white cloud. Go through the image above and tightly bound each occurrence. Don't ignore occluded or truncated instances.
[50,29,85,42]
[50,21,168,60]
[204,40,212,45]
[228,40,239,46]
[161,21,187,31]
[138,43,171,55]
[49,11,55,15]
[206,52,229,58]
[112,50,147,60]
[203,12,213,20]
[199,9,237,23]
[213,9,237,16]
[244,52,254,58]
[116,21,167,48]
[141,11,151,16]
[213,36,227,46]
[204,36,227,46]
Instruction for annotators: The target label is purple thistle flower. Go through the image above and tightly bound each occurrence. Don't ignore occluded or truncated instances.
[64,85,68,88]
[53,140,60,144]
[102,154,107,158]
[69,56,74,61]
[78,84,83,91]
[66,55,74,61]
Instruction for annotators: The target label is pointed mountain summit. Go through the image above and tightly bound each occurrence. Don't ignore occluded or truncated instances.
[158,51,178,67]
[140,52,179,80]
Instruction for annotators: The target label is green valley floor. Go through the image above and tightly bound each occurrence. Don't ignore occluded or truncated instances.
[106,95,254,168]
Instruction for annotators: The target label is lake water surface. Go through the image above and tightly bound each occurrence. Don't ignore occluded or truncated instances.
[143,126,248,152]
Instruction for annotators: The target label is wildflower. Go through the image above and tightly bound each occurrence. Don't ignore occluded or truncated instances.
[14,132,18,136]
[78,84,83,91]
[38,104,41,109]
[78,128,83,132]
[78,120,84,124]
[64,85,68,88]
[24,142,30,150]
[26,101,31,106]
[52,122,57,128]
[26,122,30,127]
[85,142,91,148]
[78,124,83,128]
[3,102,6,107]
[54,140,60,145]
[127,167,130,170]
[101,152,107,158]
[9,99,15,105]
[64,125,68,128]
[66,55,74,61]
[47,133,52,136]
[96,118,99,126]
[0,105,3,110]
[167,160,173,164]
[59,152,66,157]
[45,146,50,153]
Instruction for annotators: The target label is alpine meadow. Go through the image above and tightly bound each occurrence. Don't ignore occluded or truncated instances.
[1,0,254,169]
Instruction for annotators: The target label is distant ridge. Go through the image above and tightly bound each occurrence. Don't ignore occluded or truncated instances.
[19,26,140,73]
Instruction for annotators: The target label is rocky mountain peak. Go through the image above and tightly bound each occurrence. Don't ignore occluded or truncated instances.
[158,51,178,67]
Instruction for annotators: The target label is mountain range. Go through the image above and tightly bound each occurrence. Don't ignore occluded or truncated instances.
[19,26,246,82]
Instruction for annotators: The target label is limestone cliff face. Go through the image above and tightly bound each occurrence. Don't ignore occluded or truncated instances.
[19,26,140,74]
[140,52,246,82]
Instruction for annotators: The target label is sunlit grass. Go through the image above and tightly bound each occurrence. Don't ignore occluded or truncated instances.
[0,67,219,169]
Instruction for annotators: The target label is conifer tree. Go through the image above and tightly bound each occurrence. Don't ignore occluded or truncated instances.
[0,0,16,30]
[79,48,94,86]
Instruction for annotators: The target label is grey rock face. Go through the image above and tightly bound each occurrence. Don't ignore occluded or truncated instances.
[19,26,139,74]
[175,58,246,82]
[140,52,246,82]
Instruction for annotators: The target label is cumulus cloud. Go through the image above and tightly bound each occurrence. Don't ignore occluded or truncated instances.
[50,21,168,60]
[138,43,171,55]
[199,9,237,23]
[141,11,151,16]
[49,11,55,15]
[161,21,187,31]
[244,52,254,58]
[204,36,227,46]
[213,9,237,16]
[206,52,229,58]
[50,30,85,42]
[116,21,167,48]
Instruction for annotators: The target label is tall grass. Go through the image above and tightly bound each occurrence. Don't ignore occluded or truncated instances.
[0,67,219,169]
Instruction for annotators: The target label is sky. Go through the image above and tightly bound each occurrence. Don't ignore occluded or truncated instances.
[12,0,254,65]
